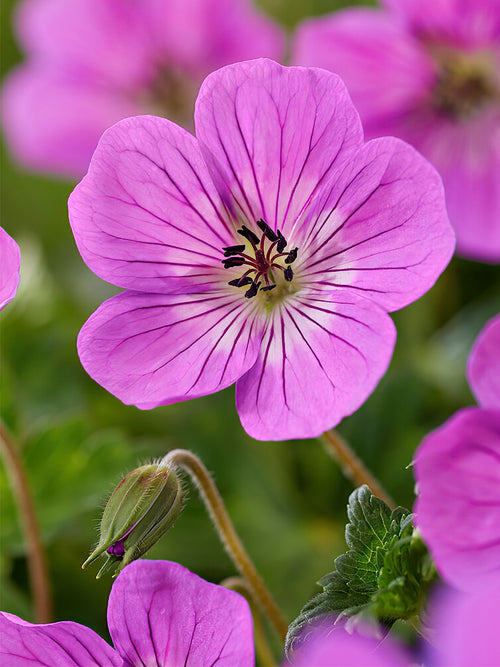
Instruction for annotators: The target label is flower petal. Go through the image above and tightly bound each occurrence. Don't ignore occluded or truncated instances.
[1,66,139,178]
[148,0,285,76]
[236,290,396,441]
[414,407,500,592]
[0,612,122,667]
[195,58,364,237]
[108,560,254,667]
[467,314,500,408]
[298,136,454,313]
[69,115,235,292]
[381,0,500,47]
[78,289,265,408]
[288,623,408,667]
[292,8,435,131]
[428,586,500,667]
[434,116,500,263]
[15,0,156,86]
[0,227,21,310]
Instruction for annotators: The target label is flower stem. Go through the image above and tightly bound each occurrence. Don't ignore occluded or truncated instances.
[321,430,396,510]
[0,422,52,622]
[162,449,288,643]
[221,576,278,667]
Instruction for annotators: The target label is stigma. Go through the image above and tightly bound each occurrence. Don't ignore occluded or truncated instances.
[222,219,298,299]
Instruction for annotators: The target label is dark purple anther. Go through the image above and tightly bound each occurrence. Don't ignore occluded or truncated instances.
[223,257,246,269]
[237,225,260,246]
[285,247,298,264]
[284,266,294,282]
[228,277,253,287]
[261,284,277,292]
[223,244,246,257]
[257,218,278,242]
[245,281,261,298]
[276,230,287,253]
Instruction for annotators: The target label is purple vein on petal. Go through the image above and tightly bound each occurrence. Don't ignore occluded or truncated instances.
[128,148,229,248]
[284,307,337,393]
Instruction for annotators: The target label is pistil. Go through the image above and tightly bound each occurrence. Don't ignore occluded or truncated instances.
[222,219,299,298]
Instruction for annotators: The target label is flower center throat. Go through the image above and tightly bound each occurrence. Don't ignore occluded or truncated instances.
[222,219,298,299]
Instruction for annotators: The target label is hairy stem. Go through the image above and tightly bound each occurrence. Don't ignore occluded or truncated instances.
[0,422,52,622]
[162,449,288,642]
[221,576,278,667]
[321,430,396,509]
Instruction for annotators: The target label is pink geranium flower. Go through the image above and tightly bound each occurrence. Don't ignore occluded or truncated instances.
[0,560,254,666]
[1,0,284,178]
[414,313,500,591]
[292,0,500,262]
[0,227,21,310]
[69,59,454,441]
[286,586,500,667]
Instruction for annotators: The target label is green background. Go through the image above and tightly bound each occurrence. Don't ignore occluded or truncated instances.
[1,0,499,652]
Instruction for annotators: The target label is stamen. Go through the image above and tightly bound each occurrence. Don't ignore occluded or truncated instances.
[237,225,260,246]
[245,281,261,299]
[257,218,278,243]
[224,220,298,298]
[223,244,246,257]
[276,230,287,253]
[228,277,253,287]
[222,257,246,269]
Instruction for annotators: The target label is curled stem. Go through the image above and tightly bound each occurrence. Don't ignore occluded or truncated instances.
[221,576,278,667]
[162,449,288,643]
[0,422,52,622]
[321,430,396,510]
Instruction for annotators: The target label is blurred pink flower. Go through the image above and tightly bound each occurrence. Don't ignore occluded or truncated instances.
[69,59,454,441]
[415,313,500,591]
[287,586,500,667]
[467,313,500,408]
[292,0,500,263]
[0,227,21,310]
[0,559,254,666]
[1,0,284,178]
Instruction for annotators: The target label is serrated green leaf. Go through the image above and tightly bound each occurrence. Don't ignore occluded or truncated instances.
[286,486,437,655]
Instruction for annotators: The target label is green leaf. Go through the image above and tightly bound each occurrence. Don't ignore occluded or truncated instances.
[286,486,437,654]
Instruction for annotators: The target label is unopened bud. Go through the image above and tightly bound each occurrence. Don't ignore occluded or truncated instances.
[82,461,182,577]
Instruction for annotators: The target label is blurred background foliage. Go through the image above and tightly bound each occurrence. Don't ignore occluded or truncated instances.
[1,0,499,648]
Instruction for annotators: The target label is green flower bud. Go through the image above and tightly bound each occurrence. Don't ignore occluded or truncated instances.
[82,461,182,577]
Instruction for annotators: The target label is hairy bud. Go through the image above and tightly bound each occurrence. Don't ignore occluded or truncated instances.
[83,462,182,577]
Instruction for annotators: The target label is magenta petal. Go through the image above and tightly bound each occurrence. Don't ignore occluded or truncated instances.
[1,65,139,178]
[0,612,123,667]
[236,290,396,441]
[292,8,435,129]
[381,0,500,47]
[195,58,364,235]
[414,407,500,591]
[15,0,157,86]
[467,314,500,408]
[108,560,254,667]
[149,0,285,76]
[69,115,234,292]
[288,624,408,667]
[78,289,265,408]
[436,124,500,262]
[299,136,454,313]
[429,586,500,667]
[0,227,21,310]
